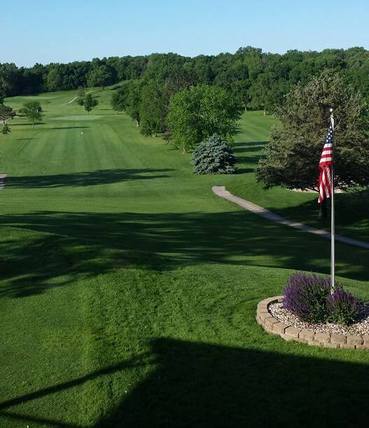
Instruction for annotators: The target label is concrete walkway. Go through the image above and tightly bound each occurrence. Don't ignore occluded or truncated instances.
[212,185,369,250]
[66,96,78,104]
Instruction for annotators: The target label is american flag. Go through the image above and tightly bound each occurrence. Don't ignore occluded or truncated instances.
[318,123,334,204]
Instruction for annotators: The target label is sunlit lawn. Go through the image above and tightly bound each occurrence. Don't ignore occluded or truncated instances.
[0,91,368,427]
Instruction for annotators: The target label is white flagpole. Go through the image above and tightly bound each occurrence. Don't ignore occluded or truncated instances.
[330,108,335,293]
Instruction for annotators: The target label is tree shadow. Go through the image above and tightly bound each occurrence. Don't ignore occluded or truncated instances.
[270,188,369,235]
[6,168,173,189]
[95,338,369,427]
[0,209,367,298]
[0,354,152,428]
[0,355,149,410]
[232,141,267,154]
[51,126,90,130]
[2,338,369,427]
[235,167,254,174]
[11,122,45,126]
[232,141,267,170]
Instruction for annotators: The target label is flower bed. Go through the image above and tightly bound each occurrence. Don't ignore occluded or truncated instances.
[256,296,369,349]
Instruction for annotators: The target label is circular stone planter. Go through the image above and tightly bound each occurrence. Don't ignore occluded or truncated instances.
[256,296,369,349]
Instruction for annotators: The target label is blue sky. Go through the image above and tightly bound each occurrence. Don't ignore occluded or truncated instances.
[2,0,369,66]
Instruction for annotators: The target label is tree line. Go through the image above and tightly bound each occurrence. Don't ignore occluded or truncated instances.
[2,47,369,110]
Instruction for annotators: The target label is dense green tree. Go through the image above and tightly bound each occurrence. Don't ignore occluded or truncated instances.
[19,101,43,127]
[87,64,116,88]
[3,46,369,116]
[111,80,143,125]
[76,88,86,106]
[257,71,369,190]
[0,63,21,97]
[2,123,10,134]
[111,83,130,111]
[168,85,242,152]
[82,93,98,113]
[0,103,16,124]
[139,81,168,136]
[0,103,16,133]
[46,66,64,91]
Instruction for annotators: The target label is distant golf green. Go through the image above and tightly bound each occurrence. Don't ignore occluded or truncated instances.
[0,89,368,427]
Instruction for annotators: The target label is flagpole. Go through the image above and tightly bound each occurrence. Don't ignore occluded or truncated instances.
[330,108,335,293]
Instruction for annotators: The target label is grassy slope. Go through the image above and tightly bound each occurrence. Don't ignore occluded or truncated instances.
[0,92,368,427]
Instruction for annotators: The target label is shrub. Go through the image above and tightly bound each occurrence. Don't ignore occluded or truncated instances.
[283,272,363,325]
[327,287,362,325]
[192,134,236,175]
[283,273,330,323]
[2,123,11,134]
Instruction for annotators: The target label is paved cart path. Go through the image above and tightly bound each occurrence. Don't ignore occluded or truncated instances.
[212,185,369,250]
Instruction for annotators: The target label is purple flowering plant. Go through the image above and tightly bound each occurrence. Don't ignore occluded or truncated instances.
[327,287,362,325]
[283,272,362,325]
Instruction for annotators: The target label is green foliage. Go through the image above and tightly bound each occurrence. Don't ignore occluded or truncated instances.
[192,134,236,174]
[87,64,116,88]
[83,93,98,113]
[111,80,143,124]
[168,85,242,152]
[257,71,369,190]
[0,103,16,124]
[139,81,168,136]
[3,47,369,113]
[111,84,129,111]
[19,101,42,126]
[76,88,85,105]
[2,123,10,134]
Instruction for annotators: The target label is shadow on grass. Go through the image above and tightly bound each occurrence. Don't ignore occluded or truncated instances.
[2,338,369,427]
[232,141,267,171]
[96,338,369,427]
[51,126,90,130]
[0,353,151,428]
[11,122,45,126]
[272,188,369,231]
[6,168,173,189]
[0,208,367,297]
[236,167,255,174]
[232,141,267,154]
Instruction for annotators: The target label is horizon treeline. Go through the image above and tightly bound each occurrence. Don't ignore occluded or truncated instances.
[1,46,369,111]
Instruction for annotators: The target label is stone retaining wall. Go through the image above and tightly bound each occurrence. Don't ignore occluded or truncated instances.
[257,296,369,349]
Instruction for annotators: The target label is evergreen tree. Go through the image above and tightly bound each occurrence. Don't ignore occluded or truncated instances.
[257,71,369,190]
[192,134,236,174]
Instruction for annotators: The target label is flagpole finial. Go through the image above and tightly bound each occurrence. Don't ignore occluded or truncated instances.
[329,107,333,113]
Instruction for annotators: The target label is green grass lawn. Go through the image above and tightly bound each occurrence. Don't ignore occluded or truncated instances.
[0,90,368,427]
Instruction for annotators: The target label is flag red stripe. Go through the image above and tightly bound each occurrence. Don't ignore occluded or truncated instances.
[318,125,333,204]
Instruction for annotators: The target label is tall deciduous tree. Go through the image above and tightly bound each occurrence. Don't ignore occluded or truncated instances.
[111,80,143,126]
[139,81,168,136]
[87,64,115,88]
[257,71,369,190]
[168,85,242,152]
